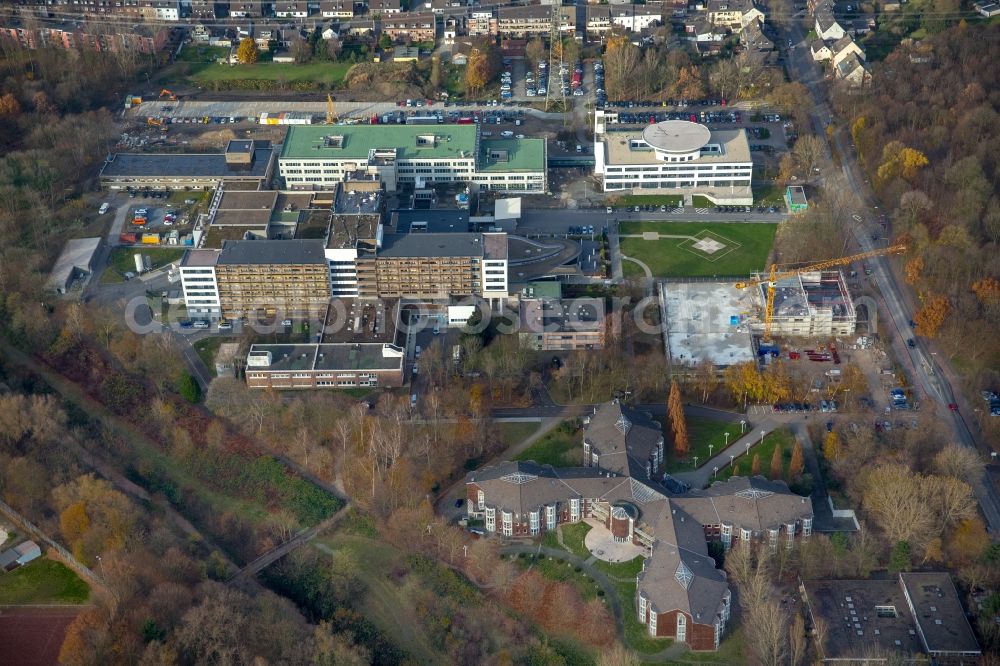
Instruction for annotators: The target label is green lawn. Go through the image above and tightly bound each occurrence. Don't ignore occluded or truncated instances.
[176,44,230,63]
[691,195,714,208]
[616,580,673,654]
[164,59,352,88]
[593,555,644,580]
[752,183,785,206]
[497,422,541,448]
[607,194,682,208]
[103,247,184,284]
[0,559,90,605]
[512,422,581,467]
[664,417,746,473]
[193,336,234,376]
[665,628,745,664]
[717,427,796,482]
[560,522,593,560]
[515,553,602,600]
[618,222,777,278]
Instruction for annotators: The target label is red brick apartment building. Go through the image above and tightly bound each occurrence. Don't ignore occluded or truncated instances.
[466,401,813,650]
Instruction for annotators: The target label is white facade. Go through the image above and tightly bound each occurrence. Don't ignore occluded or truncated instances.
[481,258,509,298]
[595,115,753,204]
[612,10,661,31]
[179,265,221,319]
[324,247,360,297]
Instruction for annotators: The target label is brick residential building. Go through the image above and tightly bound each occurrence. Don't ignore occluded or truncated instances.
[466,401,813,651]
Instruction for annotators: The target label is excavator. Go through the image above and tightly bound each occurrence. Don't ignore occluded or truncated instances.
[736,244,907,340]
[159,89,178,101]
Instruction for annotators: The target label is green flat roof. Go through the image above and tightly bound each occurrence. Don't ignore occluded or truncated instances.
[479,139,545,172]
[280,125,480,161]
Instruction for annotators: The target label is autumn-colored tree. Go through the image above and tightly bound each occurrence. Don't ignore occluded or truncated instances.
[751,453,761,476]
[972,277,1000,305]
[668,381,688,456]
[673,66,704,99]
[769,445,783,480]
[876,141,929,184]
[904,256,924,284]
[525,37,546,68]
[788,440,804,479]
[465,47,488,95]
[236,38,259,64]
[822,431,843,462]
[914,294,950,338]
[945,517,990,566]
[60,501,90,543]
[0,92,21,115]
[429,54,441,90]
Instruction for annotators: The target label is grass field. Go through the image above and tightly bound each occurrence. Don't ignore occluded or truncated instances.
[618,222,776,278]
[560,522,593,559]
[752,183,786,207]
[497,422,541,448]
[0,559,90,605]
[717,427,796,482]
[512,422,581,467]
[607,194,683,208]
[162,56,352,88]
[102,247,184,284]
[515,553,602,600]
[193,336,234,376]
[663,417,745,473]
[313,535,442,664]
[592,556,644,580]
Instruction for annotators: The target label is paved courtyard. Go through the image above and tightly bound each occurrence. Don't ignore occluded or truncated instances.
[582,517,648,563]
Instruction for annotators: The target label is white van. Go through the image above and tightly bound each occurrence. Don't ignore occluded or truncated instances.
[410,394,418,408]
[99,202,110,215]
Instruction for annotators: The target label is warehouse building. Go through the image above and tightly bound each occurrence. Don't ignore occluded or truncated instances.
[278,125,546,193]
[100,140,276,190]
[594,115,753,204]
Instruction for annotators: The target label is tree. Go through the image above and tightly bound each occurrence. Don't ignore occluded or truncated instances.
[751,453,761,476]
[60,501,90,543]
[889,540,911,572]
[429,54,441,90]
[177,371,200,404]
[326,36,342,61]
[236,38,259,65]
[668,381,688,456]
[673,66,704,99]
[0,92,21,115]
[788,440,804,479]
[525,37,546,68]
[904,256,924,284]
[465,47,489,96]
[769,445,782,480]
[822,431,843,462]
[914,294,950,338]
[597,644,641,666]
[291,37,313,64]
[932,444,985,482]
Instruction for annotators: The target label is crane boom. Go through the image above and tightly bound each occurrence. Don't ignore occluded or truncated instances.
[326,94,335,125]
[736,244,906,340]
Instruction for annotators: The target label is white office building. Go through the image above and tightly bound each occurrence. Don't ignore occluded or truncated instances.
[594,114,754,204]
[178,250,221,319]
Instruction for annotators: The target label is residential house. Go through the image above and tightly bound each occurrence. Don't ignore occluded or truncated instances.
[370,0,402,15]
[496,4,554,38]
[140,0,181,21]
[685,17,726,43]
[190,0,217,19]
[430,0,465,13]
[740,20,774,62]
[706,0,763,34]
[611,4,663,32]
[814,9,845,40]
[975,1,1000,16]
[810,38,832,61]
[443,14,463,41]
[276,1,310,17]
[586,6,612,36]
[834,51,870,85]
[320,0,354,18]
[851,15,875,35]
[468,8,498,35]
[829,34,864,69]
[229,1,266,17]
[382,12,437,42]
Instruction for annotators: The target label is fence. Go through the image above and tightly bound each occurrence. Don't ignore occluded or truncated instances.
[826,496,860,530]
[0,497,107,592]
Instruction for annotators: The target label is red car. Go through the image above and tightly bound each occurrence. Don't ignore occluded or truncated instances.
[948,403,959,412]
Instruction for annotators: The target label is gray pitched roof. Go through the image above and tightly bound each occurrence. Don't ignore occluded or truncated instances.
[583,401,663,478]
[671,476,813,532]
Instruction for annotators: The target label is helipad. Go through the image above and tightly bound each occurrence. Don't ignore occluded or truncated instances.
[641,120,712,154]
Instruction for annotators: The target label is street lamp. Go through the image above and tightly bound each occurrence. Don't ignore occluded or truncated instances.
[693,455,699,468]
[760,430,766,446]
[740,420,747,434]
[745,442,751,456]
[724,432,730,448]
[709,444,714,458]
[713,466,719,479]
[730,454,735,467]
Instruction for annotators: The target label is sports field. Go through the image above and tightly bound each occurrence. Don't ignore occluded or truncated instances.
[619,221,777,278]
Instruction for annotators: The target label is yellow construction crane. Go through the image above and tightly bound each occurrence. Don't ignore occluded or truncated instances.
[736,244,907,340]
[326,94,336,124]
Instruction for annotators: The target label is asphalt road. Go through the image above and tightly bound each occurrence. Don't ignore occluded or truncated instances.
[782,19,1000,534]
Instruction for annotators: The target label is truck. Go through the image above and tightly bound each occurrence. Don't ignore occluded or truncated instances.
[141,233,161,245]
[119,232,138,244]
[457,117,474,124]
[405,115,441,125]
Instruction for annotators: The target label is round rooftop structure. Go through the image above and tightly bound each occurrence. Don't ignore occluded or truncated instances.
[641,120,711,154]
